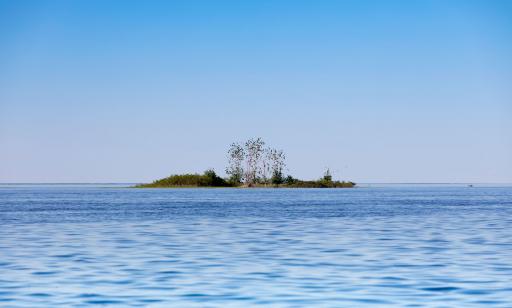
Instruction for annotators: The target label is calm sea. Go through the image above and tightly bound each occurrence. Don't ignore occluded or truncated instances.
[1,184,512,307]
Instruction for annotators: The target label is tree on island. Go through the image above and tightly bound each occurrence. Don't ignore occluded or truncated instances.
[226,142,245,185]
[244,137,266,186]
[226,137,286,187]
[323,168,332,182]
[268,148,285,185]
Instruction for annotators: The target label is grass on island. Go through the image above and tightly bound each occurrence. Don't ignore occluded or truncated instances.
[135,170,231,188]
[135,169,355,188]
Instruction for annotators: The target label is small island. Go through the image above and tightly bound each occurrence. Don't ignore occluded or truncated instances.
[136,138,355,188]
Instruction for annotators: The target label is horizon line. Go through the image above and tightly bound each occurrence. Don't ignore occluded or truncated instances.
[1,182,511,185]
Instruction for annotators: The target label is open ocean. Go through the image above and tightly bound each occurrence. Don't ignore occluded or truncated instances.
[1,184,511,307]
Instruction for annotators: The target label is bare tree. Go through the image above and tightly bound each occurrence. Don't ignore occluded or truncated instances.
[261,148,272,185]
[226,142,245,185]
[269,148,286,185]
[244,137,265,186]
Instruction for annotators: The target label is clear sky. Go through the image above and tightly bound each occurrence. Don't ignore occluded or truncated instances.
[1,0,511,183]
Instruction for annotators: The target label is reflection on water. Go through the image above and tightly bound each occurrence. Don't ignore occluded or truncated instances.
[1,185,512,306]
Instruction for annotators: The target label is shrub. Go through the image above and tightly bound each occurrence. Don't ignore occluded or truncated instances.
[137,170,231,187]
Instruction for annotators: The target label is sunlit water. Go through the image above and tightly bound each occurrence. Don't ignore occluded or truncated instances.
[1,184,512,307]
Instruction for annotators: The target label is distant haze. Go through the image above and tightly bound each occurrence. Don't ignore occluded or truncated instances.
[1,0,511,183]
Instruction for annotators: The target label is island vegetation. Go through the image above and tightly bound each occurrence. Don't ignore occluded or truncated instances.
[136,138,355,188]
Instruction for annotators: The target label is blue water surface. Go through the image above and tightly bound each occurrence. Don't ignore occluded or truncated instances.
[1,184,511,307]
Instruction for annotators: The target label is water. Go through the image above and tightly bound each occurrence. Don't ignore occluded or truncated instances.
[1,185,512,307]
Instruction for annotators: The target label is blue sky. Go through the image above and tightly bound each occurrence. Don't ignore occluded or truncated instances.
[1,0,511,183]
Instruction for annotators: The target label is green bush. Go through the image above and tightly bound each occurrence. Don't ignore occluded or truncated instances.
[136,170,231,187]
[284,175,298,185]
[271,170,284,185]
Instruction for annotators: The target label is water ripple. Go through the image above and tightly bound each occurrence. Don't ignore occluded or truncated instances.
[1,185,512,306]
